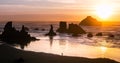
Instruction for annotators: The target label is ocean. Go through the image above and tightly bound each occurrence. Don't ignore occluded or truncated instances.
[0,21,120,62]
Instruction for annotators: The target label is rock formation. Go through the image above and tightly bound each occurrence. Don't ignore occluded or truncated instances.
[108,34,114,38]
[57,21,67,33]
[57,21,86,35]
[96,32,103,36]
[68,23,86,34]
[87,32,93,37]
[0,21,38,45]
[45,25,56,36]
[79,16,102,26]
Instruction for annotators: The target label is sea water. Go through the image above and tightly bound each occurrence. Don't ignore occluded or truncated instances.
[0,21,120,62]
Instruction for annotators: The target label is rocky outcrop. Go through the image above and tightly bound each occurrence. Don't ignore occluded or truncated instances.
[68,23,86,34]
[79,16,102,26]
[87,32,93,37]
[0,21,38,45]
[57,21,86,35]
[57,22,67,33]
[45,25,56,36]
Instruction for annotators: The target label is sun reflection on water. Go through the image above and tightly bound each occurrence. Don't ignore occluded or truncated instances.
[15,36,120,62]
[100,46,107,54]
[98,40,108,57]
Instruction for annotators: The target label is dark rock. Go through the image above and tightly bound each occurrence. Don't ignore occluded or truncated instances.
[96,32,103,36]
[87,32,93,37]
[57,21,67,33]
[68,23,86,34]
[108,34,114,38]
[79,16,102,26]
[24,26,29,31]
[0,21,38,49]
[34,28,39,30]
[57,21,86,35]
[45,25,56,36]
[1,21,20,43]
[72,33,80,37]
[41,28,45,31]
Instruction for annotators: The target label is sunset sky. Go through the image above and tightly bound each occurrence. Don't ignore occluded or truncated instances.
[0,0,120,21]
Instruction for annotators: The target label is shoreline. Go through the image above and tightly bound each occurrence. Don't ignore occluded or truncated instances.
[0,44,119,63]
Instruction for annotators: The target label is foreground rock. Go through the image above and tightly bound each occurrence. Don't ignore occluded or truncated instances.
[0,44,119,63]
[0,21,38,49]
[79,16,102,26]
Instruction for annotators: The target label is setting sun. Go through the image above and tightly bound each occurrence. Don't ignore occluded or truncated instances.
[96,4,113,19]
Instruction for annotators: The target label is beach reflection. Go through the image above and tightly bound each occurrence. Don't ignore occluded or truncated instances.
[100,46,107,58]
[49,36,53,48]
[100,46,107,54]
[16,36,120,62]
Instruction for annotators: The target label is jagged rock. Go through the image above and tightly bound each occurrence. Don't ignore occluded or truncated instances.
[57,21,86,35]
[57,21,67,33]
[45,25,56,36]
[68,23,86,34]
[0,21,38,46]
[1,21,19,43]
[20,25,28,34]
[79,16,102,26]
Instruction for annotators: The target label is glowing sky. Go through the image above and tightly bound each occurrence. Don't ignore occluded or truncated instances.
[0,0,120,21]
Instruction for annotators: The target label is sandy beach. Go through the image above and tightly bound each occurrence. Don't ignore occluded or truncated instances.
[0,43,119,63]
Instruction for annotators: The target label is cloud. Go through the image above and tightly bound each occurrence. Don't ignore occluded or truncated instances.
[47,0,77,3]
[0,0,120,15]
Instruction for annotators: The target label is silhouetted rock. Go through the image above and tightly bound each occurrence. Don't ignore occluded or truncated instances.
[79,16,102,26]
[57,21,67,33]
[96,32,103,36]
[34,28,39,30]
[1,21,20,43]
[57,21,86,35]
[45,25,56,36]
[87,32,93,37]
[108,34,114,38]
[41,28,45,31]
[68,23,86,34]
[24,26,29,31]
[0,21,38,48]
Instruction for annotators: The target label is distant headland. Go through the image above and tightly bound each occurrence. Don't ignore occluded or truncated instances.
[79,16,102,26]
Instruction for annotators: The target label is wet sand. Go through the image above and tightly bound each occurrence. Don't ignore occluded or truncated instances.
[0,44,119,63]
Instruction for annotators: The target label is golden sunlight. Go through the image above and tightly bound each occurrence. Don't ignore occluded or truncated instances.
[95,4,113,19]
[100,46,107,54]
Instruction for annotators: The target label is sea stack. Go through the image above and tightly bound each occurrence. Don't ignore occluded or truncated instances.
[57,21,67,33]
[68,23,86,34]
[45,25,56,36]
[79,16,101,26]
